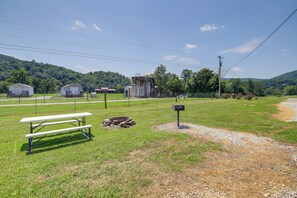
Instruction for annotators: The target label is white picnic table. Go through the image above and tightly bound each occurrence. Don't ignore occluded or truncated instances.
[20,112,93,154]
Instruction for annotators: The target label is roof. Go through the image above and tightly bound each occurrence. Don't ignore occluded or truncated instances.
[132,76,155,82]
[62,83,82,88]
[9,83,33,88]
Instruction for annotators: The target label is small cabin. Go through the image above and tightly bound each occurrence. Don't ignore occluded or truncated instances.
[8,83,34,97]
[60,83,84,97]
[124,86,133,98]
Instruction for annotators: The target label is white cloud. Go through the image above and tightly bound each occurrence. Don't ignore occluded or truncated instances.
[232,67,243,73]
[185,44,197,49]
[280,48,291,56]
[281,48,291,53]
[93,24,102,32]
[200,24,218,32]
[219,39,261,54]
[162,55,199,65]
[71,20,86,30]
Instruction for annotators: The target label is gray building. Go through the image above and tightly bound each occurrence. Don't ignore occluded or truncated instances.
[60,83,84,97]
[131,76,155,97]
[8,83,34,97]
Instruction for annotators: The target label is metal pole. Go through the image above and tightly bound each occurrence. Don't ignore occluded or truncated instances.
[43,93,45,103]
[177,111,180,127]
[74,96,76,112]
[104,93,107,109]
[35,96,37,114]
[218,56,223,98]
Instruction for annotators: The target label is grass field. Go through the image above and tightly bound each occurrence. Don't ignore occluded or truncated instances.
[0,97,296,197]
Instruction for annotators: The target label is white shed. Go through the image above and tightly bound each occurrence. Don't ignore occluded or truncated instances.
[124,86,133,98]
[8,83,34,97]
[60,83,84,97]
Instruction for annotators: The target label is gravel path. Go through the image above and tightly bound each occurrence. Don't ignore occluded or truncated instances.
[280,98,297,122]
[155,123,297,197]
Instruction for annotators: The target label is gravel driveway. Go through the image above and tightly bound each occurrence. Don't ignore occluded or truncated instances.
[155,123,297,197]
[280,98,297,122]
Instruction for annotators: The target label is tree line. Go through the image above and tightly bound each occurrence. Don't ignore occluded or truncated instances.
[151,65,267,97]
[0,54,130,94]
[0,54,296,96]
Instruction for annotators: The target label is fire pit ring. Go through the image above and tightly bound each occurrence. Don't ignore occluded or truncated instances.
[102,116,136,128]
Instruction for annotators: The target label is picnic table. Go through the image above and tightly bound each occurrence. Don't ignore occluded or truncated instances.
[20,112,92,154]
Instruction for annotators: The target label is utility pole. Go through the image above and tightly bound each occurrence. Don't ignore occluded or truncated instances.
[218,56,223,98]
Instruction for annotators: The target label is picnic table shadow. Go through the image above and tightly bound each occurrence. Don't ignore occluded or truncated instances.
[20,133,94,154]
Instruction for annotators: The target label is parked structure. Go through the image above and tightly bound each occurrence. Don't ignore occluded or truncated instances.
[7,83,34,97]
[124,86,133,98]
[95,87,116,93]
[131,76,155,97]
[60,83,84,97]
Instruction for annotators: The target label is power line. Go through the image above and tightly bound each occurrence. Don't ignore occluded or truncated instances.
[0,19,184,53]
[0,43,198,67]
[0,43,159,64]
[229,7,297,68]
[0,33,166,58]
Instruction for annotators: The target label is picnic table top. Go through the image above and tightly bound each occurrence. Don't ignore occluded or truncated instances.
[20,112,92,123]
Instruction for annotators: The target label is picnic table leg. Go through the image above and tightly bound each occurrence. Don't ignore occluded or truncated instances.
[82,116,86,126]
[28,138,33,154]
[88,127,92,140]
[28,122,33,154]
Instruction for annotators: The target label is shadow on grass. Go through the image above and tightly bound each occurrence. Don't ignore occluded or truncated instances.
[21,133,95,155]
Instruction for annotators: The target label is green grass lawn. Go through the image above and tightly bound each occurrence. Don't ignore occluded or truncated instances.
[0,97,296,197]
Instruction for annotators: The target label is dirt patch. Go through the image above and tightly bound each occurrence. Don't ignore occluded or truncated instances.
[272,103,294,122]
[142,123,297,197]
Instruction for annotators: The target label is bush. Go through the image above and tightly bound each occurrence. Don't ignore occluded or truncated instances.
[222,93,230,99]
[244,92,254,100]
[231,93,237,99]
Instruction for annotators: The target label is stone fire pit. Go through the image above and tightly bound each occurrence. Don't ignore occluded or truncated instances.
[102,116,136,128]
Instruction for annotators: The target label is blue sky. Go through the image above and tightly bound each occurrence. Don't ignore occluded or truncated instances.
[0,0,296,79]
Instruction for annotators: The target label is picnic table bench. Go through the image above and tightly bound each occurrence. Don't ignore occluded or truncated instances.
[20,112,92,154]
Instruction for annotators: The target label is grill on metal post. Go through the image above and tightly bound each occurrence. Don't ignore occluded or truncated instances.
[172,105,185,127]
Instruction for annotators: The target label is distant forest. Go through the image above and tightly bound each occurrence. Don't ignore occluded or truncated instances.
[0,54,296,96]
[0,54,131,94]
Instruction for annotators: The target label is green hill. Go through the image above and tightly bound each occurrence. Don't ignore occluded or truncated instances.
[0,54,131,93]
[263,70,297,89]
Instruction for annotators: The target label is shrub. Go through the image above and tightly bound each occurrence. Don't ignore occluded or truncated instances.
[231,93,237,99]
[237,93,243,99]
[222,93,230,99]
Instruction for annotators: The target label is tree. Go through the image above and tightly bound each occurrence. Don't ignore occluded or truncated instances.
[284,85,297,95]
[221,80,232,93]
[9,68,28,84]
[230,78,246,94]
[254,82,265,96]
[0,81,9,93]
[189,68,215,93]
[152,64,169,94]
[40,78,57,93]
[166,73,185,96]
[247,79,255,93]
[180,69,193,92]
[208,73,219,92]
